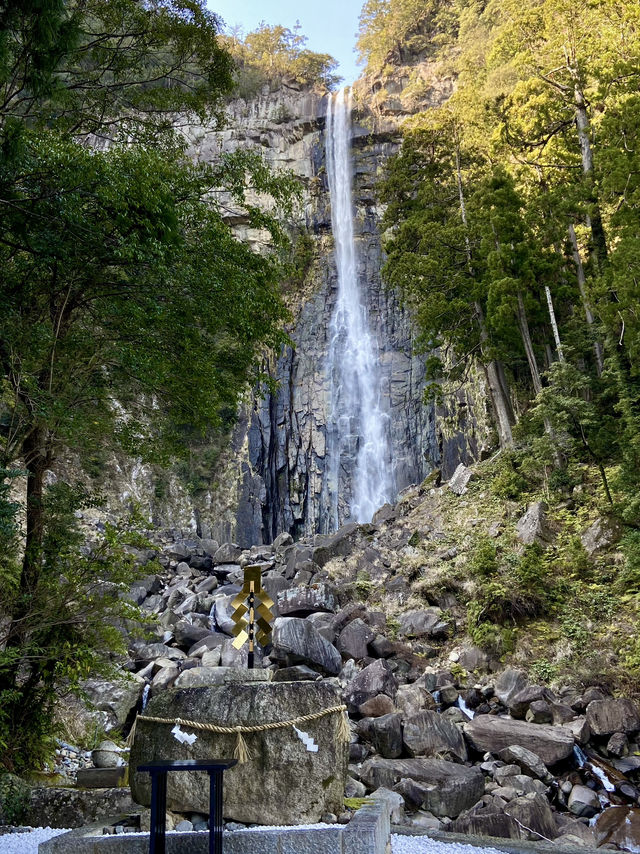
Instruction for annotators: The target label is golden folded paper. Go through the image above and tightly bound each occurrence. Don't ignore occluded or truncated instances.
[230,564,274,654]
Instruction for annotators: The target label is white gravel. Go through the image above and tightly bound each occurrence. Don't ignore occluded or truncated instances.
[392,834,506,854]
[0,827,70,854]
[2,825,507,854]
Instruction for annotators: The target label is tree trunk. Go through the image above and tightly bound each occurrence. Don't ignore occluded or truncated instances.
[573,84,608,268]
[516,290,543,394]
[475,301,514,447]
[4,427,50,659]
[568,223,604,374]
[544,285,565,363]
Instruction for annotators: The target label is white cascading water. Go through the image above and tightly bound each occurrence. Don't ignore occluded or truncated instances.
[325,88,394,527]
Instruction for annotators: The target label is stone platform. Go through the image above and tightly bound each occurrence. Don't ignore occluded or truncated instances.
[39,802,390,854]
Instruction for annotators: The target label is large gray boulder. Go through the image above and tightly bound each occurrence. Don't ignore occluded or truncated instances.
[403,710,467,762]
[344,660,398,713]
[277,583,337,616]
[586,698,640,735]
[360,757,484,817]
[312,523,359,567]
[130,681,348,825]
[337,618,375,660]
[504,792,560,840]
[397,608,443,639]
[494,669,529,706]
[271,617,342,675]
[516,502,555,547]
[581,517,622,557]
[81,675,143,731]
[463,716,574,765]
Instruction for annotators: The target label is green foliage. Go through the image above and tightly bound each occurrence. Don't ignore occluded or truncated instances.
[281,230,315,294]
[354,570,375,599]
[0,1,300,774]
[373,0,640,525]
[223,22,341,93]
[466,541,552,653]
[468,537,499,578]
[490,453,529,500]
[0,0,234,138]
[0,482,149,772]
[0,772,31,824]
[618,532,640,596]
[357,0,451,74]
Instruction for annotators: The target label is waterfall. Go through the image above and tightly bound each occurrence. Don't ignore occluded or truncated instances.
[324,88,394,528]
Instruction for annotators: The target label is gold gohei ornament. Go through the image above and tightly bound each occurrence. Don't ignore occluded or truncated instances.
[230,565,274,668]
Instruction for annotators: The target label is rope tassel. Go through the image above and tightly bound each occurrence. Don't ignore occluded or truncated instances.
[233,728,251,764]
[337,710,351,744]
[126,715,138,749]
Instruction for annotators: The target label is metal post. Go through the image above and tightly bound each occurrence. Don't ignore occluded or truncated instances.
[149,771,167,854]
[208,769,224,854]
[248,582,255,670]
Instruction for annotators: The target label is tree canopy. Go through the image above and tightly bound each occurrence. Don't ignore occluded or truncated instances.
[0,0,298,771]
[376,0,640,512]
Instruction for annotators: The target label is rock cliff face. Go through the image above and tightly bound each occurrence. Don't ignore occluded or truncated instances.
[190,83,488,546]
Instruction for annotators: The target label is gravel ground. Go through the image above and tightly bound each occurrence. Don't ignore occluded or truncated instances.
[1,827,70,854]
[392,834,507,854]
[1,826,507,854]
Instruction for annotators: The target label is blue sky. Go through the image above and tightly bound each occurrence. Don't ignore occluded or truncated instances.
[208,0,363,85]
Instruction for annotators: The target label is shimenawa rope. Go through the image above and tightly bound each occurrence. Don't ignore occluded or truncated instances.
[127,703,350,762]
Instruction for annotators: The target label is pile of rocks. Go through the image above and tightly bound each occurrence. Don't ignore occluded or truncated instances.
[65,523,640,851]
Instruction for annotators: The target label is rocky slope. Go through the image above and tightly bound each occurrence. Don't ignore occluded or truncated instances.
[50,459,640,851]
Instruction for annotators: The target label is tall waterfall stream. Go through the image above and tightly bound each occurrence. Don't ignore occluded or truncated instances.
[325,88,394,527]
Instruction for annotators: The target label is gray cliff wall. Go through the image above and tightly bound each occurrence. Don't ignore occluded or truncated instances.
[189,84,489,546]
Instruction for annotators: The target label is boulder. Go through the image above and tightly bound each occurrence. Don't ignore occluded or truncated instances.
[526,700,553,725]
[395,682,436,721]
[212,543,242,565]
[312,523,359,567]
[272,665,321,682]
[508,685,546,719]
[504,793,560,840]
[463,716,574,765]
[586,698,640,735]
[403,711,467,762]
[368,787,404,823]
[370,714,403,759]
[397,608,442,639]
[337,618,375,660]
[25,786,135,829]
[81,676,143,730]
[453,812,522,840]
[498,745,553,783]
[344,660,398,713]
[360,757,484,818]
[568,784,600,818]
[494,669,529,706]
[448,464,473,495]
[359,694,396,717]
[174,621,211,648]
[581,517,622,557]
[130,681,348,825]
[516,502,555,547]
[130,642,186,665]
[277,583,337,617]
[595,807,640,850]
[271,617,341,675]
[607,732,629,757]
[212,593,238,635]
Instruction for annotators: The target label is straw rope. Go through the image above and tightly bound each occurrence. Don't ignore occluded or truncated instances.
[128,703,350,763]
